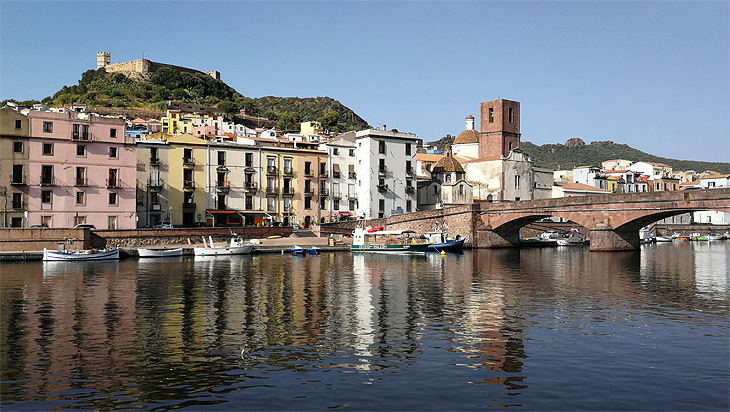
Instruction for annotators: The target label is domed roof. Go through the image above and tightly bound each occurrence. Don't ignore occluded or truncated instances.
[453,129,480,145]
[432,155,465,173]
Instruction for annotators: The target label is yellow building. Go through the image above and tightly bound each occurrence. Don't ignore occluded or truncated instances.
[161,110,194,135]
[300,121,323,136]
[166,134,207,226]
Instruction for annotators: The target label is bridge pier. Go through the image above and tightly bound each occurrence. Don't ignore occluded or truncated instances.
[475,229,519,248]
[589,227,640,251]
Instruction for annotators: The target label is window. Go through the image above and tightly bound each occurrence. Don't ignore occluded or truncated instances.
[108,169,119,187]
[12,193,22,209]
[333,148,339,155]
[305,161,312,175]
[109,192,118,205]
[13,141,23,153]
[15,120,22,129]
[150,191,159,204]
[12,164,23,184]
[459,184,465,195]
[75,215,86,226]
[267,197,275,212]
[184,148,193,163]
[77,145,85,156]
[320,197,326,210]
[349,149,355,157]
[245,195,253,210]
[379,199,385,212]
[405,144,411,156]
[41,165,53,185]
[41,190,52,204]
[515,175,521,190]
[110,128,117,138]
[245,153,253,167]
[76,191,85,204]
[379,141,386,154]
[333,199,339,211]
[41,216,52,227]
[109,147,118,158]
[218,151,226,166]
[43,122,53,133]
[76,167,86,186]
[509,108,514,124]
[320,162,327,175]
[43,143,53,155]
[406,200,412,212]
[305,196,312,209]
[108,216,117,229]
[489,108,494,122]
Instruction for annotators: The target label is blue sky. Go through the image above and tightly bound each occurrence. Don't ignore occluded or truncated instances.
[1,1,728,163]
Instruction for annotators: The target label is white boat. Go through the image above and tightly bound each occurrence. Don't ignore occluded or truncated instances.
[137,247,184,257]
[707,233,724,241]
[539,231,560,240]
[194,235,253,256]
[557,229,584,246]
[639,229,654,244]
[655,236,673,242]
[43,248,120,261]
[351,227,432,253]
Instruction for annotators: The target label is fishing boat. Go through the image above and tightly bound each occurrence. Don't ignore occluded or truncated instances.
[308,246,321,255]
[137,247,183,258]
[707,233,724,241]
[194,235,253,256]
[351,227,432,254]
[557,229,585,246]
[43,248,120,261]
[423,231,465,252]
[655,235,673,242]
[291,245,305,255]
[639,229,654,244]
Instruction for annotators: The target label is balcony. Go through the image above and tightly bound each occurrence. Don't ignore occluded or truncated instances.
[245,203,254,210]
[378,166,387,177]
[348,193,357,200]
[405,186,415,194]
[72,132,92,141]
[10,175,26,186]
[282,187,295,196]
[333,171,341,178]
[348,172,356,179]
[106,179,121,189]
[182,202,196,210]
[406,167,414,177]
[332,192,341,200]
[183,157,194,166]
[320,188,329,196]
[244,166,256,173]
[319,170,329,178]
[304,187,315,196]
[150,157,160,167]
[148,179,163,191]
[304,170,314,177]
[244,182,258,191]
[377,184,388,192]
[217,182,230,192]
[283,167,294,176]
[183,180,195,190]
[266,186,279,195]
[266,165,277,175]
[75,178,88,187]
[40,176,55,186]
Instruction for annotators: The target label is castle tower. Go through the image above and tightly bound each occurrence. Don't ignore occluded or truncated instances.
[97,52,111,69]
[479,99,521,158]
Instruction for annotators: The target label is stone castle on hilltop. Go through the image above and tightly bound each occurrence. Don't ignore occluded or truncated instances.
[96,52,220,81]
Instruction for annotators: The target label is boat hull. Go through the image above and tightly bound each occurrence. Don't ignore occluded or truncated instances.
[351,243,432,253]
[43,248,120,261]
[138,248,183,258]
[426,239,465,252]
[194,244,253,256]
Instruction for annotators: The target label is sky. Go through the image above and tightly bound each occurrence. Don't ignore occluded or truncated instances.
[1,1,728,163]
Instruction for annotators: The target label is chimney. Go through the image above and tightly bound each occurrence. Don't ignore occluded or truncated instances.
[383,124,387,131]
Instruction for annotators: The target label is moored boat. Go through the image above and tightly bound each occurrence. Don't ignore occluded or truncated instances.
[194,235,253,256]
[351,227,432,253]
[308,246,321,255]
[291,245,305,255]
[557,229,585,246]
[423,231,465,252]
[655,235,673,242]
[43,248,120,261]
[137,247,183,257]
[707,233,723,241]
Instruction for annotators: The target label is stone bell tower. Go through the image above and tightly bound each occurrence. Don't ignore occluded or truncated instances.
[479,99,521,159]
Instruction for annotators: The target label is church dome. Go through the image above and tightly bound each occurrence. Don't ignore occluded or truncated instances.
[453,129,480,145]
[432,154,465,173]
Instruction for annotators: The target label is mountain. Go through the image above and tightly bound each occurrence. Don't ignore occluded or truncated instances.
[427,136,729,174]
[6,67,369,132]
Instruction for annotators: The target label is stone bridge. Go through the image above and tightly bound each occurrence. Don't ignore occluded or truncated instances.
[321,188,730,252]
[477,188,730,251]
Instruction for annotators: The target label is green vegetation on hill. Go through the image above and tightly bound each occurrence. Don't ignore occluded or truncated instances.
[426,135,728,174]
[3,67,369,131]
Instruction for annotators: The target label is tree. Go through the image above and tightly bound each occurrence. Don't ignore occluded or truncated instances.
[317,111,338,129]
[277,112,295,130]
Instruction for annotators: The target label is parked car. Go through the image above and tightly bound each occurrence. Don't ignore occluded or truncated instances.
[153,223,173,229]
[74,223,96,230]
[30,223,49,228]
[193,222,209,228]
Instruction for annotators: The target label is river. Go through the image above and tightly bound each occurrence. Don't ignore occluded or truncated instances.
[1,242,728,410]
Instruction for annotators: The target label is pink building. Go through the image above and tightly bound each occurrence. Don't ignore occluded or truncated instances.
[27,111,137,229]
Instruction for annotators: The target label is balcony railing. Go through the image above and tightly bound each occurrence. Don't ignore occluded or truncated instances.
[333,171,341,178]
[245,203,254,210]
[319,170,329,178]
[182,202,196,210]
[148,179,163,191]
[304,170,314,177]
[304,187,315,196]
[319,188,329,196]
[183,180,195,189]
[406,167,414,176]
[266,186,279,195]
[378,166,387,176]
[40,176,55,186]
[266,165,277,174]
[377,184,388,192]
[150,157,160,166]
[283,167,294,176]
[72,132,92,141]
[11,175,26,186]
[245,182,258,191]
[75,178,88,187]
[217,182,230,192]
[405,186,415,193]
[12,201,26,210]
[332,192,341,200]
[282,187,295,196]
[348,172,356,179]
[348,193,357,200]
[106,179,121,188]
[183,157,194,165]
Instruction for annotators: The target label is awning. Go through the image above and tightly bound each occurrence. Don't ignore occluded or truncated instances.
[333,164,340,173]
[348,164,355,172]
[338,211,351,215]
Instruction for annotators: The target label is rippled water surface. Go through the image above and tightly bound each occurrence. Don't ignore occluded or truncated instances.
[1,242,728,410]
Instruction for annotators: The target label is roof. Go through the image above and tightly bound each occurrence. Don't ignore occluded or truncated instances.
[701,174,730,179]
[680,181,701,186]
[432,155,465,173]
[461,155,502,164]
[416,153,445,163]
[466,114,474,120]
[453,129,480,145]
[645,162,670,167]
[555,182,610,192]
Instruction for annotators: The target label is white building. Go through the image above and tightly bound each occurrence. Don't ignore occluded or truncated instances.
[573,166,608,190]
[602,159,634,171]
[320,135,357,221]
[353,129,420,219]
[700,174,730,189]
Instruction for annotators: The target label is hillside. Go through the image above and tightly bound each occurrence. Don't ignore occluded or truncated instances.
[427,136,729,174]
[6,67,369,132]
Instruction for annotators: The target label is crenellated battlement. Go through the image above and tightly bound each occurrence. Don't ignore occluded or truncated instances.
[95,52,219,80]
